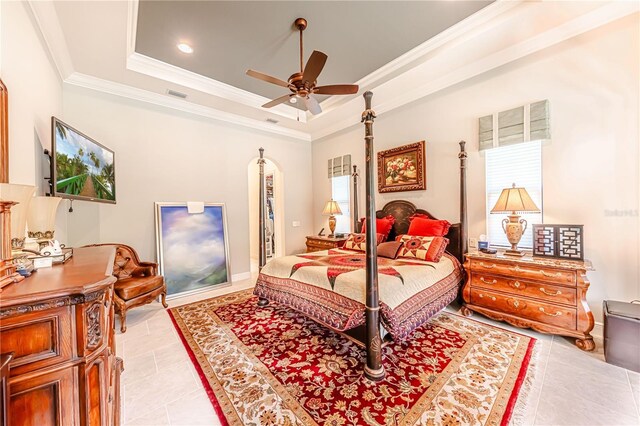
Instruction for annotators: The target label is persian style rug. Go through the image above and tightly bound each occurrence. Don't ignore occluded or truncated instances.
[168,289,537,426]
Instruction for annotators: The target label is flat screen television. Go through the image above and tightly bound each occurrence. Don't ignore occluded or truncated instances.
[51,117,116,203]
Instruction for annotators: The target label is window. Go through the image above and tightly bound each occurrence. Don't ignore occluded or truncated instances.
[485,141,542,248]
[331,175,351,234]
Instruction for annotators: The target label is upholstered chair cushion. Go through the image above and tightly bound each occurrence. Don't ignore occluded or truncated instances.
[114,275,164,300]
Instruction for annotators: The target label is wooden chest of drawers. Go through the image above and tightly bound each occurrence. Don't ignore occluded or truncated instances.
[0,247,122,425]
[305,235,347,253]
[462,251,595,351]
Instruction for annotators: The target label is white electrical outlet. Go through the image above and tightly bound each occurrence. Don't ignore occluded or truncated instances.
[469,237,478,248]
[292,221,301,227]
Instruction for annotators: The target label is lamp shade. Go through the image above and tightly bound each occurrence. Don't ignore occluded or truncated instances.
[322,200,343,216]
[490,183,540,214]
[0,183,36,244]
[27,196,62,238]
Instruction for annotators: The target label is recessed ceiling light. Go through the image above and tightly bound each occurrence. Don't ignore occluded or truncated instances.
[289,97,297,104]
[177,43,193,54]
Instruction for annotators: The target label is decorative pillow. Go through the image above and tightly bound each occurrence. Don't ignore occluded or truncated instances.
[407,214,451,237]
[360,215,396,240]
[377,241,404,259]
[397,235,449,262]
[343,233,386,252]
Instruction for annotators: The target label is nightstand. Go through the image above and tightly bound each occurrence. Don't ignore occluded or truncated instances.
[305,235,347,253]
[462,251,595,351]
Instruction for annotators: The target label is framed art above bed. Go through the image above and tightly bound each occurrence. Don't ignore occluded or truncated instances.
[377,140,426,193]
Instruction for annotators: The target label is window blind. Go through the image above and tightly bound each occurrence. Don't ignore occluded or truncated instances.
[479,100,549,150]
[331,175,351,234]
[485,141,542,248]
[328,155,352,178]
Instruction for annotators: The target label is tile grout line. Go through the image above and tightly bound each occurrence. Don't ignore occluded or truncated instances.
[531,335,554,425]
[626,370,640,419]
[164,405,171,425]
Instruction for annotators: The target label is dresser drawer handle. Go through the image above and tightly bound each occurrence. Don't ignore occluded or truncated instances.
[509,299,526,309]
[479,262,496,269]
[480,277,497,285]
[478,293,496,301]
[509,280,523,289]
[538,307,562,317]
[539,270,562,278]
[539,287,561,296]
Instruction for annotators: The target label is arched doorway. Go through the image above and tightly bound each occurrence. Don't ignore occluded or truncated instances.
[247,157,285,272]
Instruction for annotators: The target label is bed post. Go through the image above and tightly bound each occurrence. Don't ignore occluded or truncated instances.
[352,165,359,233]
[458,141,468,257]
[362,91,385,381]
[257,148,269,307]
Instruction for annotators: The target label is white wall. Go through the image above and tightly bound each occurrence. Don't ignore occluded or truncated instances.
[0,1,67,238]
[312,15,640,322]
[61,85,313,279]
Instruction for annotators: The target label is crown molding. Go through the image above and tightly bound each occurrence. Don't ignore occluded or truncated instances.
[310,0,640,141]
[64,72,311,142]
[125,0,306,123]
[26,0,74,80]
[311,0,522,119]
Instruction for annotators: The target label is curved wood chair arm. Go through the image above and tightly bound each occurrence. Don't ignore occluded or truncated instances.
[137,261,158,276]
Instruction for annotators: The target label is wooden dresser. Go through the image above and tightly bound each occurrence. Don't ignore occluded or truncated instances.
[0,246,122,425]
[462,251,595,351]
[305,235,347,253]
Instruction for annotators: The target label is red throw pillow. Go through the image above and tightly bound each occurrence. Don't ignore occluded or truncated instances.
[397,235,449,262]
[343,233,386,252]
[360,215,396,240]
[407,214,451,237]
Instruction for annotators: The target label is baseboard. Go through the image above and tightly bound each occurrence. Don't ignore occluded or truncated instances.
[592,321,603,339]
[231,272,251,282]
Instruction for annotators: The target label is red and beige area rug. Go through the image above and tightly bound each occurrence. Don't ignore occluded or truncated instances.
[168,290,537,426]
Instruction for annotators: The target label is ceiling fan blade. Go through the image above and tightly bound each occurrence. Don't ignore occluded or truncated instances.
[314,84,359,95]
[302,50,327,84]
[262,94,294,108]
[304,96,322,115]
[246,70,290,88]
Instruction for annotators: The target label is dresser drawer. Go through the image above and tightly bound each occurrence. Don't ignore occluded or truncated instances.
[470,288,577,330]
[469,259,575,285]
[0,306,74,377]
[470,274,577,306]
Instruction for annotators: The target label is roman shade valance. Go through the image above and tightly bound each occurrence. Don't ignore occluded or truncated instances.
[479,100,549,151]
[328,154,352,178]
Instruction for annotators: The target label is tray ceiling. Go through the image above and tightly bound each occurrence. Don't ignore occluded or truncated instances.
[135,1,492,101]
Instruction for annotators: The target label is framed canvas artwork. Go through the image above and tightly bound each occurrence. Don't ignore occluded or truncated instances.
[155,202,231,298]
[377,141,426,193]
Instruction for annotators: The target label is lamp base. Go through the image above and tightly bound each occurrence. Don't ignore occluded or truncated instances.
[504,249,526,257]
[328,215,337,238]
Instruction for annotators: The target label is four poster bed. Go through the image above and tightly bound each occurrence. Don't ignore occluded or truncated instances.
[254,92,468,380]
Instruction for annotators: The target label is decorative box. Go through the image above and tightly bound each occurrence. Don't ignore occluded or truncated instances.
[533,224,584,261]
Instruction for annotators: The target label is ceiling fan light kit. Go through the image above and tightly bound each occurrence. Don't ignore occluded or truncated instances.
[246,17,359,115]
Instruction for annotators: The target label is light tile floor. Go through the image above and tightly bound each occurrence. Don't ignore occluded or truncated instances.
[118,278,640,426]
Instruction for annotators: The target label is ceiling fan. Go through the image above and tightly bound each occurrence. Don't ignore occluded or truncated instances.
[246,17,359,115]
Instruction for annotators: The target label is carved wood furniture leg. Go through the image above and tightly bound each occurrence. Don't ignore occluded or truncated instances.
[576,336,596,352]
[460,306,473,317]
[257,297,269,307]
[119,310,127,333]
[161,290,168,308]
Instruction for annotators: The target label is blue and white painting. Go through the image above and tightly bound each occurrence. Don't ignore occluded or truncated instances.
[156,204,230,297]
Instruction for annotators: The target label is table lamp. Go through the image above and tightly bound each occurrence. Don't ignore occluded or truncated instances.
[322,199,342,237]
[490,183,540,256]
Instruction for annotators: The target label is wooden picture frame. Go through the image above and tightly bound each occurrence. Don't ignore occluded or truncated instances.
[377,141,426,193]
[0,79,8,183]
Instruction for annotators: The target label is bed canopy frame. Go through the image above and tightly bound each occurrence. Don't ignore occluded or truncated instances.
[257,91,468,380]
